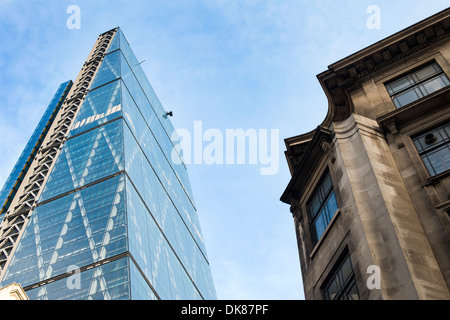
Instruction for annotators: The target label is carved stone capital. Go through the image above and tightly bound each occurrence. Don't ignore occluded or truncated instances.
[384,119,404,148]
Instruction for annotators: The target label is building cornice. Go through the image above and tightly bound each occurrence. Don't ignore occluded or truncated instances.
[281,9,450,211]
[281,127,333,205]
[318,8,450,126]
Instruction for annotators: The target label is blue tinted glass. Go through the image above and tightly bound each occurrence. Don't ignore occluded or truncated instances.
[414,125,448,153]
[26,257,131,300]
[423,146,450,175]
[326,192,338,222]
[309,193,322,219]
[118,29,177,142]
[123,129,216,298]
[1,175,128,289]
[1,28,216,300]
[126,176,213,299]
[69,80,122,137]
[120,56,195,204]
[413,122,450,176]
[118,29,139,69]
[0,81,72,210]
[314,212,327,242]
[310,173,339,243]
[106,30,120,54]
[39,120,125,202]
[116,31,192,197]
[129,258,158,300]
[123,123,208,258]
[90,50,121,91]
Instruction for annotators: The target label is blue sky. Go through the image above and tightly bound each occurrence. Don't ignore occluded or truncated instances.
[0,0,449,300]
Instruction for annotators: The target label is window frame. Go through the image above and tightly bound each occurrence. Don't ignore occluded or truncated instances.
[385,61,450,109]
[307,171,339,245]
[412,121,450,177]
[322,250,360,300]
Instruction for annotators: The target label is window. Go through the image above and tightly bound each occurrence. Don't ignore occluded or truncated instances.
[308,172,338,245]
[386,62,450,108]
[322,252,359,300]
[413,122,450,176]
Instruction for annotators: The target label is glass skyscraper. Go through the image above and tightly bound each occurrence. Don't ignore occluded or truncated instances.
[0,27,216,300]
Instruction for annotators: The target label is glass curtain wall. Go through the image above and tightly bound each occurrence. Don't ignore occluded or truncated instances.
[0,81,72,219]
[0,28,216,300]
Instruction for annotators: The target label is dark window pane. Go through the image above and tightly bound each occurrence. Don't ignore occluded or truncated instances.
[322,174,332,194]
[421,76,449,95]
[323,253,359,301]
[387,62,449,108]
[394,88,422,107]
[425,147,450,175]
[413,122,450,176]
[415,64,439,81]
[387,76,414,94]
[347,283,360,300]
[445,126,450,139]
[309,172,339,244]
[309,194,322,219]
[327,278,339,300]
[340,256,353,283]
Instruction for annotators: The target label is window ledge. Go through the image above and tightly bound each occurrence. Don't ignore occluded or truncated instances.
[422,169,450,186]
[309,209,341,260]
[436,199,450,212]
[377,86,450,133]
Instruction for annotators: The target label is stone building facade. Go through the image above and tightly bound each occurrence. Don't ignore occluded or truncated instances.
[281,9,450,300]
[0,283,28,300]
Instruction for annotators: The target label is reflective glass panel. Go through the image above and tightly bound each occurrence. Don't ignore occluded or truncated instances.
[129,258,158,300]
[40,120,125,202]
[386,62,450,108]
[126,176,209,299]
[1,27,216,301]
[1,175,128,289]
[25,257,131,300]
[308,172,338,244]
[323,253,359,300]
[106,30,120,54]
[123,122,208,258]
[69,80,122,137]
[413,122,450,176]
[90,50,121,91]
[0,81,72,210]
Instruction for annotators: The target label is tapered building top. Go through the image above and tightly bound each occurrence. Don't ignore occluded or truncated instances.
[0,27,216,300]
